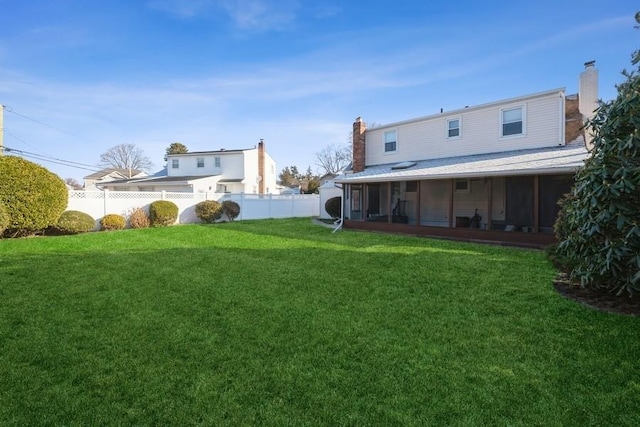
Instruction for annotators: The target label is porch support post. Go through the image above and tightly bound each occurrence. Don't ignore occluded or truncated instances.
[363,184,368,222]
[448,179,454,228]
[416,181,421,227]
[486,177,493,231]
[387,182,392,224]
[533,175,540,233]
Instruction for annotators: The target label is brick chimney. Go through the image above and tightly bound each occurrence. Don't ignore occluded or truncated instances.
[352,117,366,173]
[258,139,265,194]
[579,61,598,150]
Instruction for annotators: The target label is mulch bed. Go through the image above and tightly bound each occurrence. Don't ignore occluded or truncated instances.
[553,273,640,317]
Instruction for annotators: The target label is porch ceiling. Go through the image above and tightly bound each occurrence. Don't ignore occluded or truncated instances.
[336,144,589,183]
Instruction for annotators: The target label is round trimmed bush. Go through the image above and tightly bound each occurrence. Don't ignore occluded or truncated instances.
[149,200,178,226]
[221,200,240,221]
[56,210,95,234]
[0,156,68,235]
[195,200,223,223]
[0,204,9,236]
[129,207,150,229]
[324,196,341,219]
[100,214,126,231]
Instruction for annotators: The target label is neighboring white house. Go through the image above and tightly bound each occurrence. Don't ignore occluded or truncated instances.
[97,140,278,194]
[83,168,147,190]
[335,62,599,246]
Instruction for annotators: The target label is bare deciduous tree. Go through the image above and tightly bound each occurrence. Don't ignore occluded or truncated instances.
[100,143,153,175]
[65,178,83,190]
[315,144,351,175]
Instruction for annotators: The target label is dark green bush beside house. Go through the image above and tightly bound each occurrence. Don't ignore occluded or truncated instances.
[0,156,68,236]
[325,197,341,219]
[56,210,96,234]
[195,200,223,223]
[100,214,126,231]
[149,200,179,226]
[221,200,240,221]
[555,49,640,295]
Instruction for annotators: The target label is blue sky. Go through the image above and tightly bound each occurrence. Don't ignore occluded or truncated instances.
[0,0,637,182]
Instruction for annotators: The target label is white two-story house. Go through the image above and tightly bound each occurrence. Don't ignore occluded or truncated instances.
[336,62,599,247]
[98,140,278,195]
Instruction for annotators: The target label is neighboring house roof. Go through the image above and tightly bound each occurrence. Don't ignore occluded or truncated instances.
[100,175,218,186]
[336,144,589,184]
[218,178,243,183]
[166,149,249,156]
[84,168,144,179]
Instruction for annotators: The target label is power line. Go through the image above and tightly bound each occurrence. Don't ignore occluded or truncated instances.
[3,105,79,138]
[3,129,56,159]
[3,146,103,173]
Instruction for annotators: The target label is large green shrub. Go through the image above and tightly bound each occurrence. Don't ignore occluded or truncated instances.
[100,214,126,231]
[221,200,240,221]
[195,200,223,223]
[56,210,95,234]
[325,196,341,219]
[0,156,68,235]
[128,207,150,229]
[555,49,640,295]
[149,200,178,226]
[0,204,9,236]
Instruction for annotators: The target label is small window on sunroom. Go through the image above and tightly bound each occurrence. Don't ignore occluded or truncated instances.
[384,130,397,153]
[447,118,460,138]
[502,107,523,136]
[455,179,469,193]
[172,159,179,169]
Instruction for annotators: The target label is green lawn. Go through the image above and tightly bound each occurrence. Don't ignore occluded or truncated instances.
[1,218,639,425]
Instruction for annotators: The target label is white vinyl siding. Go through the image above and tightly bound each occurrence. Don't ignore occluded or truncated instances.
[364,90,563,166]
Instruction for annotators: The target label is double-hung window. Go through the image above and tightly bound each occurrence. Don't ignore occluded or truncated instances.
[214,157,221,167]
[447,118,460,138]
[172,159,179,169]
[384,130,397,153]
[501,107,523,137]
[196,157,204,168]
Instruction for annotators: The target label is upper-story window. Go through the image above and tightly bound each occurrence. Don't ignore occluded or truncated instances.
[384,130,397,153]
[214,157,221,167]
[447,118,461,138]
[196,157,204,168]
[501,107,524,137]
[172,159,179,169]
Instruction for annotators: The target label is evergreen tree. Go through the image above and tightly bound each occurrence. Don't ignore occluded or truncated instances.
[556,48,640,295]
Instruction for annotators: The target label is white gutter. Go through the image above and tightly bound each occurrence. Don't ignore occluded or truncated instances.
[334,165,584,184]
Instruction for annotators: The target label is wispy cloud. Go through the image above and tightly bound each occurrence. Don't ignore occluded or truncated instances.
[147,0,301,31]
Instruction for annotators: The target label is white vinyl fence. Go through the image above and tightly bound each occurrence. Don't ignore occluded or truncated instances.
[67,190,320,226]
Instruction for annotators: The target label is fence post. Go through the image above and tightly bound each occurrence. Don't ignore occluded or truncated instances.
[103,189,109,217]
[291,194,295,217]
[161,190,166,200]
